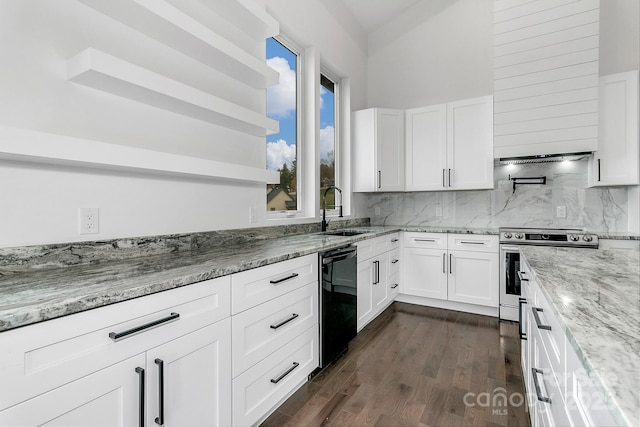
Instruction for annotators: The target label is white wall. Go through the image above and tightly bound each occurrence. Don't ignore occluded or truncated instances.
[0,0,369,248]
[367,0,494,108]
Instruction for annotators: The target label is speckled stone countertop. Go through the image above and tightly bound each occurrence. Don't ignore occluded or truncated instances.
[520,246,640,427]
[0,225,502,333]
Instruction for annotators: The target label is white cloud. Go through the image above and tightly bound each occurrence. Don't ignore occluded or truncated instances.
[320,125,334,163]
[266,57,296,118]
[267,139,296,171]
[319,85,326,111]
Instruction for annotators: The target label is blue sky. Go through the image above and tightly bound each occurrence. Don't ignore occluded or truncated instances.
[266,38,334,171]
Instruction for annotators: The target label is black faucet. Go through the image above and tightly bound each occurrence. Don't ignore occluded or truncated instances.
[321,186,342,231]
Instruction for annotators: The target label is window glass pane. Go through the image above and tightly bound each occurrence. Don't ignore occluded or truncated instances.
[266,38,298,211]
[320,74,336,209]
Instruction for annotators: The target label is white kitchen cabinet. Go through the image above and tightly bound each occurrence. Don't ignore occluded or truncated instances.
[448,250,499,307]
[589,70,639,187]
[0,277,232,426]
[405,96,494,191]
[0,354,143,427]
[146,320,232,427]
[402,246,448,300]
[353,108,405,192]
[356,233,400,330]
[520,255,624,427]
[230,255,319,426]
[401,232,499,311]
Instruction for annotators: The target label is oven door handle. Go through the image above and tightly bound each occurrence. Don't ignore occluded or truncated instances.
[500,245,521,252]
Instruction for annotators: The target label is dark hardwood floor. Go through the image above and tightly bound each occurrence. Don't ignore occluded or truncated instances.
[261,302,531,427]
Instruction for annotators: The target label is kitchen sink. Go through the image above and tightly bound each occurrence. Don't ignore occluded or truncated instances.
[322,230,365,237]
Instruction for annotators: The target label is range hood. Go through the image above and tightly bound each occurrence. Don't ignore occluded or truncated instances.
[498,152,592,165]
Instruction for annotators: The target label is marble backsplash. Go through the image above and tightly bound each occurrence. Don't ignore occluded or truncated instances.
[366,160,628,232]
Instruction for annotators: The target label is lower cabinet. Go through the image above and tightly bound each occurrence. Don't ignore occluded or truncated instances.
[230,254,319,426]
[0,277,233,427]
[401,232,499,311]
[520,256,624,427]
[0,354,144,427]
[356,233,400,331]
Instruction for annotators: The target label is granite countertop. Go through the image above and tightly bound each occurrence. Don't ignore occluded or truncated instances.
[0,225,503,333]
[520,246,640,427]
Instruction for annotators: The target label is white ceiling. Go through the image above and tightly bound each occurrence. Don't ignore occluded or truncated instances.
[342,0,424,33]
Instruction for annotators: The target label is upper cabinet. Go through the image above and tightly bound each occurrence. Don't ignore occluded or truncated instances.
[353,108,405,192]
[589,70,639,187]
[493,0,600,158]
[406,96,494,191]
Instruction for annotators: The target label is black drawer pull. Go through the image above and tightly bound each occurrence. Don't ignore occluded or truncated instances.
[154,359,165,426]
[391,238,399,243]
[270,273,299,284]
[270,313,299,329]
[415,238,436,242]
[109,313,180,341]
[517,271,529,282]
[532,368,552,403]
[391,283,399,289]
[460,241,484,245]
[270,362,300,384]
[532,307,552,331]
[135,367,145,427]
[518,298,527,341]
[391,259,399,264]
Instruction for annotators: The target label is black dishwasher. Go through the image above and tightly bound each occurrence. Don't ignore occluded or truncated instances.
[319,245,357,368]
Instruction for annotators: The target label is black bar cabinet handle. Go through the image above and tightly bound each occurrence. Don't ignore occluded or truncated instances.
[270,313,299,329]
[532,307,552,330]
[378,171,381,189]
[448,168,452,186]
[270,362,300,384]
[442,169,446,187]
[517,271,529,282]
[518,298,527,341]
[391,259,399,264]
[109,313,180,341]
[154,359,164,425]
[391,238,399,243]
[449,254,453,274]
[597,158,601,182]
[442,253,446,273]
[460,241,484,245]
[391,283,399,289]
[270,273,299,284]
[531,368,552,403]
[135,367,145,427]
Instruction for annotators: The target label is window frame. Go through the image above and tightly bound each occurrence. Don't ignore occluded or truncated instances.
[265,35,304,218]
[319,68,341,217]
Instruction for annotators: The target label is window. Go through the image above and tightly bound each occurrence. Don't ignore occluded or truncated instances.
[265,37,300,212]
[320,73,338,211]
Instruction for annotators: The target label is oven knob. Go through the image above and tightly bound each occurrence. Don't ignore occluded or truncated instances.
[504,232,512,239]
[569,234,579,242]
[583,235,593,242]
[514,233,523,239]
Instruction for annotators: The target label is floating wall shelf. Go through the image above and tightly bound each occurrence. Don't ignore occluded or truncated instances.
[67,49,279,137]
[0,125,280,184]
[78,0,279,89]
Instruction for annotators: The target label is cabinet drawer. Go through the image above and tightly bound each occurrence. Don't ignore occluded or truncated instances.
[357,235,386,261]
[0,276,230,410]
[231,254,317,314]
[389,248,400,275]
[387,233,400,250]
[389,271,400,298]
[531,286,566,374]
[232,283,318,377]
[232,325,318,427]
[447,234,498,253]
[404,232,447,249]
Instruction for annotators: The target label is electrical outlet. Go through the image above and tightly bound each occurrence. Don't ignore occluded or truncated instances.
[374,206,381,216]
[249,207,257,223]
[79,208,99,234]
[557,206,567,218]
[436,206,443,217]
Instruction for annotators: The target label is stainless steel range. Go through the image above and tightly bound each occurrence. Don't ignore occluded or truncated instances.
[499,227,598,321]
